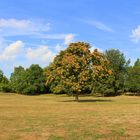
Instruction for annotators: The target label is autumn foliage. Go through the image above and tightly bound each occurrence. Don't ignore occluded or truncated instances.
[45,42,111,100]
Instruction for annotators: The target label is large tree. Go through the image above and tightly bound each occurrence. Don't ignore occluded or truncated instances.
[105,49,130,95]
[45,42,110,101]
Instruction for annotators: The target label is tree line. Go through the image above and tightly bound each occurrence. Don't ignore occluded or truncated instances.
[0,42,140,100]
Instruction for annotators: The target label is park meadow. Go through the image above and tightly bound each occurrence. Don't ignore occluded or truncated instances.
[0,93,140,140]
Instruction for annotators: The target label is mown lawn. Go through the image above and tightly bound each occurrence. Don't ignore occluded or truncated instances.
[0,93,140,140]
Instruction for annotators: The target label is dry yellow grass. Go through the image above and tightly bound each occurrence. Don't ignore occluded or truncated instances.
[0,93,140,140]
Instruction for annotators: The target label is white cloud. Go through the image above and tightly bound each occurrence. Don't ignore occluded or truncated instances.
[4,41,24,55]
[42,34,67,39]
[131,25,140,43]
[55,44,63,52]
[0,19,77,46]
[90,44,103,53]
[26,45,56,64]
[0,19,31,29]
[84,20,114,32]
[64,34,75,45]
[0,40,24,61]
[0,38,7,50]
[41,33,76,44]
[0,18,51,37]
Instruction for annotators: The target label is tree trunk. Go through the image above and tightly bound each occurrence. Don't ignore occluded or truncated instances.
[113,80,118,96]
[114,87,117,96]
[75,94,79,102]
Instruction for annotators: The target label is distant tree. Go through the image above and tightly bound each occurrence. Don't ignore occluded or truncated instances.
[0,70,11,92]
[10,65,46,94]
[125,59,140,95]
[0,70,3,82]
[45,42,110,101]
[105,49,130,95]
[10,66,27,93]
[134,58,140,67]
[24,64,46,94]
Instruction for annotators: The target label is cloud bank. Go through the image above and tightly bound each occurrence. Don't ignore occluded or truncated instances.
[84,19,114,32]
[131,25,140,43]
[0,18,51,37]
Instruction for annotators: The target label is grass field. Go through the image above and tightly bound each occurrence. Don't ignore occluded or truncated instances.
[0,93,140,140]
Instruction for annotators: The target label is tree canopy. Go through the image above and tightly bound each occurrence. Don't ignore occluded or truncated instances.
[0,70,10,92]
[125,59,140,95]
[45,42,111,101]
[104,49,130,95]
[10,64,46,95]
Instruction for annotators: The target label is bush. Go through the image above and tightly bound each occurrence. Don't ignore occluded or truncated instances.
[104,89,115,96]
[0,83,11,92]
[117,89,124,95]
[21,85,40,95]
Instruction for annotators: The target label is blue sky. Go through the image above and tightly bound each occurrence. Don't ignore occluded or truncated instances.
[0,0,140,77]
